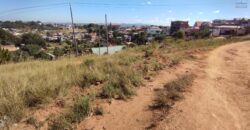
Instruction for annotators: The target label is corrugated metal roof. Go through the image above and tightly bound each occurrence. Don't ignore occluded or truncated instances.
[91,45,125,55]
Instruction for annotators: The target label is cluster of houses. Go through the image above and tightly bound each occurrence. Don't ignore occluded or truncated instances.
[170,18,250,37]
[2,18,250,46]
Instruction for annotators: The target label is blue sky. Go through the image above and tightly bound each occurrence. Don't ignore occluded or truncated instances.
[0,0,249,25]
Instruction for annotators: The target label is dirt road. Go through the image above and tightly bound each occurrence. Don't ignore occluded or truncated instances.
[159,41,250,130]
[78,58,196,130]
[79,41,250,130]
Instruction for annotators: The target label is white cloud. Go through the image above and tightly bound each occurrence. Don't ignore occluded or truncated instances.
[147,1,152,5]
[168,10,172,13]
[199,12,204,15]
[213,10,220,14]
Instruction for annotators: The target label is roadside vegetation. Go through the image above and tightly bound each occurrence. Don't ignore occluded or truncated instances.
[0,36,250,129]
[152,74,195,110]
[148,74,195,129]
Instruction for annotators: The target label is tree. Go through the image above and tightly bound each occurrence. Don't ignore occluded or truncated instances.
[173,30,185,39]
[53,47,64,57]
[21,44,41,56]
[154,34,165,43]
[199,28,211,38]
[132,32,148,45]
[0,28,19,45]
[19,33,46,47]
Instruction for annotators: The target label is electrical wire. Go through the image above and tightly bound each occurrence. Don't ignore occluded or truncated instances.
[0,3,68,15]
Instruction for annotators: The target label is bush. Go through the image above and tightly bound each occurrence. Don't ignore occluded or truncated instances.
[67,96,91,123]
[0,47,11,64]
[22,90,43,107]
[173,31,185,39]
[49,96,91,130]
[77,59,105,87]
[19,33,46,48]
[21,44,41,56]
[100,65,141,99]
[53,47,64,57]
[0,28,19,45]
[35,51,53,60]
[49,117,72,130]
[10,50,29,62]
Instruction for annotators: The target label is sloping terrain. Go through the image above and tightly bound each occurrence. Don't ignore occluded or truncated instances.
[4,40,250,130]
[78,41,250,130]
[157,41,250,130]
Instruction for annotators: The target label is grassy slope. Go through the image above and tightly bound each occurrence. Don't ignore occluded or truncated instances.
[0,37,249,125]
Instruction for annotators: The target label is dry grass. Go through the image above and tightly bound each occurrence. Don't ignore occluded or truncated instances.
[0,37,248,126]
[152,74,195,110]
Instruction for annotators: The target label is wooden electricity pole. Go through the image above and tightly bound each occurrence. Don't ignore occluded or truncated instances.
[69,3,78,56]
[105,14,109,54]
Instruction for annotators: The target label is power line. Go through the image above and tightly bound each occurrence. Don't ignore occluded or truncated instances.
[73,2,226,7]
[0,4,68,18]
[0,3,68,15]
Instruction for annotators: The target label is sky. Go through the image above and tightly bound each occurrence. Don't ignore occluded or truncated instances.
[0,0,249,26]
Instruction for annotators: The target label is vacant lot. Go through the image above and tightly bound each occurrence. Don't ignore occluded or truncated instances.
[0,37,249,129]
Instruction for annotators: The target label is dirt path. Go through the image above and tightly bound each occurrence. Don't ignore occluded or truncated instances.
[77,59,197,130]
[78,41,250,130]
[157,41,250,130]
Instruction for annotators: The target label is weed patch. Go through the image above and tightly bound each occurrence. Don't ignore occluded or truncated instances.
[152,74,194,110]
[49,96,91,130]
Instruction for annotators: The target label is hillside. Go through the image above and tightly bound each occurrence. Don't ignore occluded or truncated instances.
[0,37,249,130]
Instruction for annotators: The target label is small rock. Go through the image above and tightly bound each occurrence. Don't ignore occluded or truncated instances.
[144,76,151,80]
[103,126,106,130]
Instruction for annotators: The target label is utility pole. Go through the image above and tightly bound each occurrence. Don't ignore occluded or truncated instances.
[105,14,109,54]
[98,27,101,55]
[69,3,78,56]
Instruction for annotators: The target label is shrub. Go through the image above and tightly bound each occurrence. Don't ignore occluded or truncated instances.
[21,44,41,56]
[49,96,91,130]
[53,47,64,57]
[100,65,141,99]
[49,117,72,130]
[173,31,185,39]
[169,55,182,67]
[0,28,19,45]
[152,61,163,71]
[0,47,11,64]
[10,50,29,62]
[22,90,43,107]
[35,51,53,60]
[19,33,46,48]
